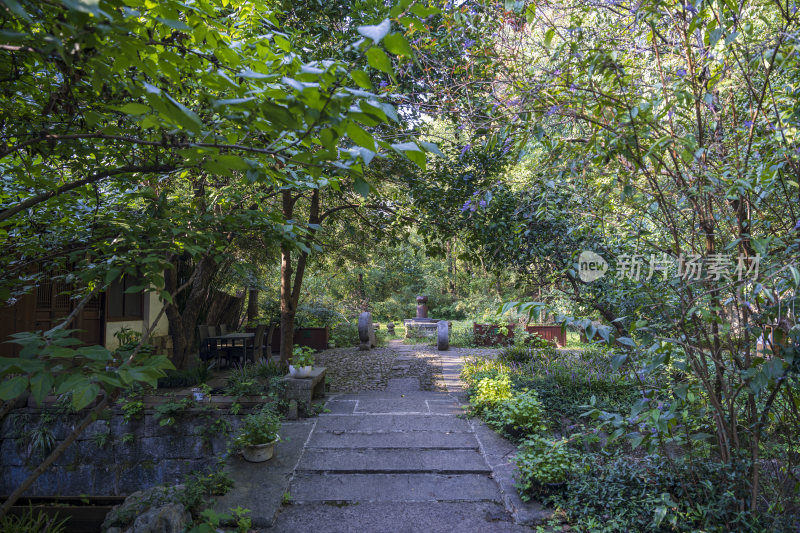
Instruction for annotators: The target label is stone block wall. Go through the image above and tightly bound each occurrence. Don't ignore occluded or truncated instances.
[0,408,244,497]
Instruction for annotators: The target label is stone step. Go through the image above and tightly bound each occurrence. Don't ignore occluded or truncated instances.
[314,415,470,433]
[273,501,530,532]
[307,431,477,450]
[297,449,490,474]
[288,473,501,503]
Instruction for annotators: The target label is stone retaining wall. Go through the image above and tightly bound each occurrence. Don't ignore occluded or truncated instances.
[0,408,243,497]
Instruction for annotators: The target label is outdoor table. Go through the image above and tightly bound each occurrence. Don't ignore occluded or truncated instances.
[207,332,255,367]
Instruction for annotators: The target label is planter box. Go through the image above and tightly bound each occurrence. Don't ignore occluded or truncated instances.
[271,327,329,352]
[472,323,516,346]
[525,325,566,347]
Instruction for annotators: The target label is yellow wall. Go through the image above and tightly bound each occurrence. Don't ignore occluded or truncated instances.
[104,290,169,349]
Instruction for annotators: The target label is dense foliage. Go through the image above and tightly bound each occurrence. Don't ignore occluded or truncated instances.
[1,0,799,528]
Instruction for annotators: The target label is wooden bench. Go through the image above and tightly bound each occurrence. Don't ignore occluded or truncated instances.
[281,366,327,412]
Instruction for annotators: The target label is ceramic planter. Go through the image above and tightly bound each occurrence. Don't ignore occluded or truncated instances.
[242,438,279,462]
[289,364,313,378]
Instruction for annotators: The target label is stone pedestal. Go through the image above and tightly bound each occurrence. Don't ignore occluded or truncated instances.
[437,320,449,351]
[281,367,326,412]
[358,312,376,350]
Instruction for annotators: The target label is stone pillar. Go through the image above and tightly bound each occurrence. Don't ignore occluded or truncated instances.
[358,312,375,351]
[387,323,395,335]
[437,320,449,351]
[416,295,428,319]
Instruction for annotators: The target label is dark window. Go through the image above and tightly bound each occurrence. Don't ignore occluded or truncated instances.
[107,276,143,321]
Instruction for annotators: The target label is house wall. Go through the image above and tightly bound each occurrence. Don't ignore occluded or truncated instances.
[105,291,169,350]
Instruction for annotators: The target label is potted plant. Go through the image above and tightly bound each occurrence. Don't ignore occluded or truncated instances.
[289,346,315,378]
[234,408,282,462]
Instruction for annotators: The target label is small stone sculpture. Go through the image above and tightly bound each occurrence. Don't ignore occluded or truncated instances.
[437,320,449,351]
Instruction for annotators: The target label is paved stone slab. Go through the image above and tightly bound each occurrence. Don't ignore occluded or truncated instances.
[329,391,457,401]
[298,449,490,473]
[314,415,471,433]
[427,399,467,415]
[213,420,314,528]
[324,400,357,414]
[272,501,532,533]
[353,398,431,414]
[307,431,477,449]
[385,378,420,392]
[288,473,501,503]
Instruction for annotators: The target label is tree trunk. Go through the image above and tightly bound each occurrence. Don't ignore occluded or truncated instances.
[247,287,259,322]
[279,188,320,367]
[164,254,218,369]
[279,241,294,367]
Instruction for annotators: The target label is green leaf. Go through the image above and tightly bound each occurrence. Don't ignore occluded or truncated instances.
[418,141,444,157]
[544,28,555,48]
[353,176,371,198]
[72,383,100,410]
[125,365,167,388]
[410,5,440,17]
[384,33,413,57]
[347,122,376,150]
[30,372,54,406]
[350,69,372,90]
[273,33,291,52]
[358,147,376,166]
[80,345,113,361]
[118,103,150,115]
[611,353,628,371]
[157,18,191,31]
[366,47,393,75]
[163,93,202,134]
[357,19,391,43]
[56,374,88,395]
[0,375,28,401]
[616,336,636,347]
[2,0,32,22]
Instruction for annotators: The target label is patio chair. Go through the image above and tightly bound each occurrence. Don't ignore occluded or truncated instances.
[244,324,267,362]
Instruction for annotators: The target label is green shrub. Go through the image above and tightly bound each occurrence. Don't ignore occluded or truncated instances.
[449,326,478,347]
[514,435,575,498]
[548,455,780,532]
[255,359,284,380]
[500,389,546,434]
[225,363,264,397]
[156,363,211,389]
[179,468,235,515]
[330,321,359,347]
[470,374,513,414]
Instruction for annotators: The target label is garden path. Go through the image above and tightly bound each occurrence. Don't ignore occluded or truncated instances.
[265,340,550,532]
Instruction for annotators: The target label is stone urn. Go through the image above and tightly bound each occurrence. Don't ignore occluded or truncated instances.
[289,365,313,378]
[242,438,279,462]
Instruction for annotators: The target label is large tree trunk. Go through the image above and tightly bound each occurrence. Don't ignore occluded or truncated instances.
[164,254,218,369]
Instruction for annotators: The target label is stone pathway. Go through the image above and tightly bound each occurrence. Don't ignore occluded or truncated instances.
[266,340,549,532]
